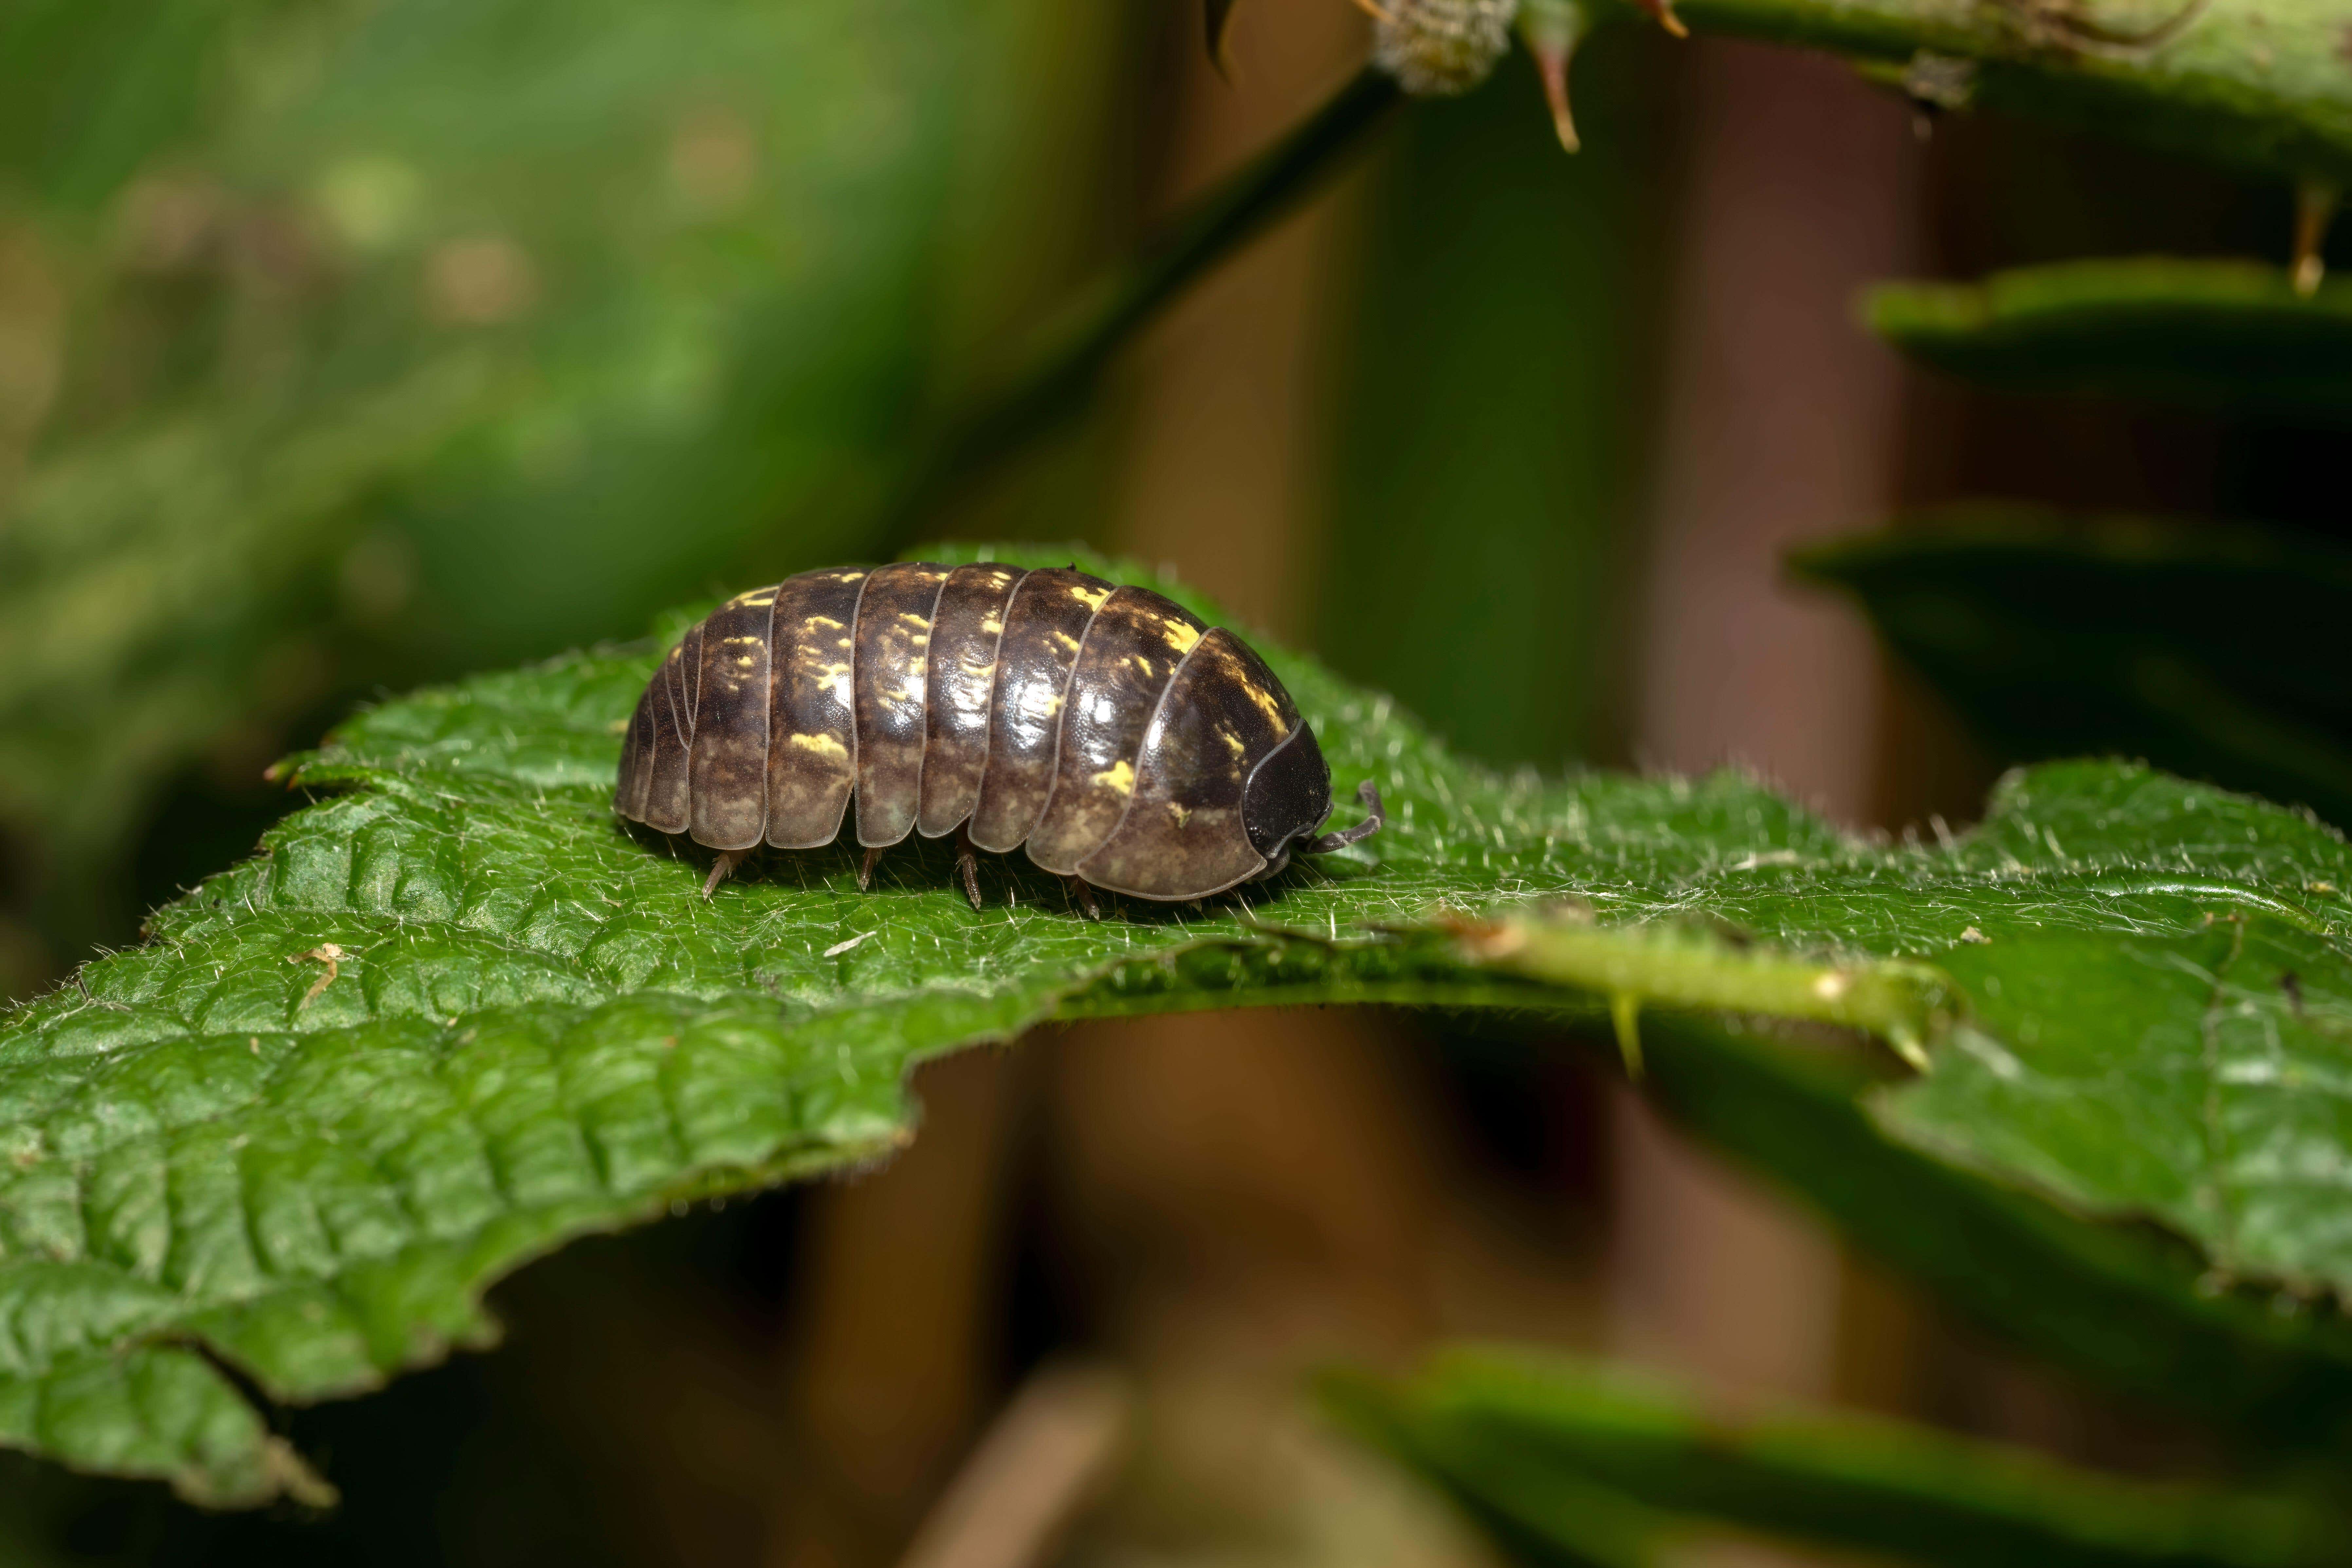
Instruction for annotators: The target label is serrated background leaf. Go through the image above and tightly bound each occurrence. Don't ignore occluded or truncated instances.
[1863,259,2352,419]
[1794,511,2352,830]
[11,546,2352,1499]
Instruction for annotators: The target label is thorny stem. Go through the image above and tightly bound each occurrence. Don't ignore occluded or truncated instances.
[1449,907,1955,1071]
[879,67,1402,546]
[1659,0,2352,188]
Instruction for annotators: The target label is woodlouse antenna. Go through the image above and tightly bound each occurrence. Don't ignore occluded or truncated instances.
[1306,780,1384,854]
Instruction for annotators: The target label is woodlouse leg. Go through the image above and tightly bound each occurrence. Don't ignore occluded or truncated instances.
[858,845,885,893]
[1064,877,1102,921]
[954,826,985,913]
[702,848,750,900]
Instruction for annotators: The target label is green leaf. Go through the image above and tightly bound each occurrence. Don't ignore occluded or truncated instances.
[1863,259,2352,420]
[1328,1348,2352,1568]
[1792,509,2352,829]
[0,0,1015,954]
[14,543,2352,1499]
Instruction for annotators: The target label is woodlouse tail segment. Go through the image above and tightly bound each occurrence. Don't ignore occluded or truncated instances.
[1063,877,1103,921]
[703,848,752,900]
[1306,780,1384,854]
[859,845,886,893]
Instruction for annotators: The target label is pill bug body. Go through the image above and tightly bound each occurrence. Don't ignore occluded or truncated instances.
[614,563,1382,904]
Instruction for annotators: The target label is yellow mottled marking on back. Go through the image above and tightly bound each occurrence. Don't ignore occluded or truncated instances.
[790,733,848,758]
[980,613,1004,635]
[1070,584,1112,611]
[731,589,778,608]
[1240,681,1283,724]
[805,616,845,632]
[1051,631,1081,654]
[1162,621,1202,654]
[1090,759,1136,795]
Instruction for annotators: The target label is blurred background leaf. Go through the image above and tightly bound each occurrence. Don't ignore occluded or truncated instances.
[1330,1347,2352,1568]
[1793,509,2352,829]
[1865,260,2352,421]
[0,0,1134,977]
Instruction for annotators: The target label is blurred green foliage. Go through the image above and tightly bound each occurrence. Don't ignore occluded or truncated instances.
[1320,34,1668,768]
[1865,260,2352,420]
[0,0,1132,982]
[1330,1348,2352,1567]
[1796,510,2352,827]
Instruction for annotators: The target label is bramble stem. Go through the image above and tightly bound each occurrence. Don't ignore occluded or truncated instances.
[1658,0,2352,187]
[882,67,1402,542]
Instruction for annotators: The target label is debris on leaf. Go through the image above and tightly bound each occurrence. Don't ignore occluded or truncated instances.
[291,942,345,1009]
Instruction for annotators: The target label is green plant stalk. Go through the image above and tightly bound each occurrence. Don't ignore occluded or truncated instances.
[1451,910,1953,1069]
[1635,0,2352,187]
[882,67,1402,539]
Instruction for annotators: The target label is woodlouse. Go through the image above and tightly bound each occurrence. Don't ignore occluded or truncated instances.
[613,563,1383,908]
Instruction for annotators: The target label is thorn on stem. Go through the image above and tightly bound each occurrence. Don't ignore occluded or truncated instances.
[1610,991,1644,1079]
[1518,0,1592,152]
[1535,43,1578,151]
[1206,0,1241,76]
[1635,0,1689,39]
[2295,179,2338,297]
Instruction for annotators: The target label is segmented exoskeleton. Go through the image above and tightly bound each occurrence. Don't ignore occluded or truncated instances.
[613,563,1381,907]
